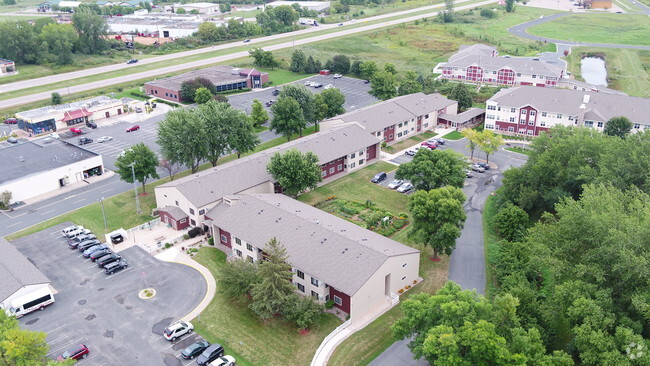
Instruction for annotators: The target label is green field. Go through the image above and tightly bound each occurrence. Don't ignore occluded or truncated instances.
[505,146,532,156]
[528,13,650,46]
[442,130,464,140]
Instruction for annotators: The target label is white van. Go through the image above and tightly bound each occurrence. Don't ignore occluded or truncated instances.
[5,287,55,318]
[62,225,79,235]
[66,226,88,238]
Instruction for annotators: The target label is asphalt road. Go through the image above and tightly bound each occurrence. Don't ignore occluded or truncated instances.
[0,0,498,109]
[14,222,207,365]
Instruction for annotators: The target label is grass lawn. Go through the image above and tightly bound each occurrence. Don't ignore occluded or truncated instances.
[482,193,501,298]
[505,146,532,156]
[383,131,437,153]
[192,248,340,366]
[227,9,263,18]
[442,130,464,140]
[564,47,650,97]
[527,13,650,46]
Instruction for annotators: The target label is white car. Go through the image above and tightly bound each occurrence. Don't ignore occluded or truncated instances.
[324,84,333,89]
[49,132,60,139]
[163,321,193,341]
[210,355,236,366]
[304,81,312,86]
[97,136,113,143]
[333,73,342,79]
[397,182,414,193]
[387,179,404,189]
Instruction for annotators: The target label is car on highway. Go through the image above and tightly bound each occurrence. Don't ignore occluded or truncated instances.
[97,136,113,143]
[70,127,83,134]
[86,121,97,129]
[197,343,224,366]
[163,320,194,341]
[181,340,210,360]
[3,118,17,124]
[78,137,93,145]
[126,125,140,132]
[397,182,414,193]
[210,355,236,366]
[371,172,387,183]
[77,239,101,252]
[57,344,89,361]
[89,248,112,262]
[126,59,138,64]
[243,39,251,43]
[104,259,128,274]
[333,73,342,79]
[6,137,18,144]
[83,243,109,257]
[387,179,404,189]
[97,253,122,268]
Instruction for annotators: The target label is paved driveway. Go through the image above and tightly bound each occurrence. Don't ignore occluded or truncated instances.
[13,222,207,366]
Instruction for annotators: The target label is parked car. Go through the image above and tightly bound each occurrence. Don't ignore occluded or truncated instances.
[338,23,343,26]
[265,100,274,107]
[97,136,113,143]
[364,80,370,84]
[197,343,224,366]
[312,83,323,88]
[49,132,60,139]
[471,164,485,173]
[397,182,414,193]
[465,169,474,178]
[104,259,128,274]
[433,137,446,145]
[78,137,93,145]
[405,147,420,156]
[370,172,387,183]
[210,355,236,366]
[333,73,342,79]
[57,344,89,361]
[83,244,109,258]
[69,234,97,246]
[271,88,280,96]
[420,141,437,150]
[135,107,143,113]
[43,138,53,144]
[324,84,333,89]
[86,121,97,129]
[126,59,138,64]
[97,253,121,268]
[304,81,312,86]
[77,239,101,252]
[387,179,404,189]
[62,225,80,235]
[181,340,210,360]
[475,161,490,170]
[3,118,17,124]
[70,127,83,134]
[6,137,17,144]
[89,248,112,262]
[65,226,87,238]
[163,320,194,341]
[126,125,140,132]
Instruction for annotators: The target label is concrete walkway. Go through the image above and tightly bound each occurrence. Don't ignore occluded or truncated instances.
[155,247,217,322]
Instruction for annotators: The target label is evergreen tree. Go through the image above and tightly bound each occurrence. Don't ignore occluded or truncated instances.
[290,49,307,73]
[249,238,296,319]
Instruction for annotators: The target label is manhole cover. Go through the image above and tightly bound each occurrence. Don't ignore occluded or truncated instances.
[85,314,96,321]
[103,330,114,338]
[114,295,124,304]
[78,299,87,305]
[25,318,39,325]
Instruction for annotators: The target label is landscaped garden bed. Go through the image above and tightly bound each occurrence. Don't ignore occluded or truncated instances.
[315,197,409,237]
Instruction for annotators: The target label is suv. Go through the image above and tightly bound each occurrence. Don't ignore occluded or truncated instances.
[68,234,97,248]
[77,239,101,252]
[57,344,89,361]
[104,259,128,274]
[371,172,387,183]
[97,253,121,268]
[86,121,97,129]
[197,343,224,366]
[90,248,112,262]
[163,321,194,341]
[78,137,93,145]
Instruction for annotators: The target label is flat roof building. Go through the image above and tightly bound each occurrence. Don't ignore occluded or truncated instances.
[265,0,330,12]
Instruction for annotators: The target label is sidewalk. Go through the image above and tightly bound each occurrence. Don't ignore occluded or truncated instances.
[155,247,217,322]
[19,170,116,207]
[379,127,457,161]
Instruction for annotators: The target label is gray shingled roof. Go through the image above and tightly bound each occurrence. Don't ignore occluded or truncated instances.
[489,86,650,123]
[159,206,188,220]
[438,108,485,123]
[336,92,456,133]
[0,237,50,302]
[157,123,380,208]
[207,194,419,296]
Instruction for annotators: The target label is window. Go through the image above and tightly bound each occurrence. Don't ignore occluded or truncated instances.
[199,209,205,215]
[179,218,187,223]
[246,243,253,251]
[402,263,407,267]
[397,132,403,138]
[329,167,335,174]
[376,131,381,137]
[311,291,320,300]
[557,114,562,119]
[359,159,364,165]
[311,277,319,286]
[425,114,429,119]
[401,276,407,280]
[398,123,403,128]
[508,127,515,132]
[220,234,227,243]
[189,208,195,215]
[235,249,242,257]
[247,256,254,263]
[296,283,305,292]
[350,162,356,168]
[165,92,169,97]
[235,237,241,245]
[321,171,326,177]
[485,124,494,130]
[540,121,546,127]
[597,122,603,128]
[389,135,393,139]
[634,123,641,129]
[510,108,516,113]
[532,74,537,79]
[585,121,594,127]
[521,110,527,115]
[424,123,429,128]
[520,119,526,124]
[350,152,356,159]
[541,112,547,117]
[509,117,515,123]
[528,120,534,126]
[297,270,304,279]
[359,150,364,156]
[190,219,196,226]
[337,164,343,171]
[487,105,496,110]
[175,200,179,206]
[516,73,521,77]
[530,111,536,116]
[334,295,342,305]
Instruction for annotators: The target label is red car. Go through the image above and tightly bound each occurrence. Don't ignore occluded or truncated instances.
[3,118,17,124]
[57,344,89,361]
[126,125,140,132]
[70,127,83,134]
[420,141,437,150]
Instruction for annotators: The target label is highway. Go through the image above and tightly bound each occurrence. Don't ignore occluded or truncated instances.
[0,0,497,109]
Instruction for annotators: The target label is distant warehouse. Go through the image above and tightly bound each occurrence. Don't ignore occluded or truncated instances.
[144,65,269,103]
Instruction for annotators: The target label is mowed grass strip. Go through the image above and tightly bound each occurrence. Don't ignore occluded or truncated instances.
[192,248,340,366]
[442,130,464,140]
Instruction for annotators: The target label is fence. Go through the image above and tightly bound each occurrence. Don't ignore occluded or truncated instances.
[126,217,161,234]
[310,318,352,366]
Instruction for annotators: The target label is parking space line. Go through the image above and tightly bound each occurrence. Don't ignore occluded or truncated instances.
[44,324,67,335]
[104,266,134,279]
[47,337,85,356]
[77,354,97,363]
[47,330,75,344]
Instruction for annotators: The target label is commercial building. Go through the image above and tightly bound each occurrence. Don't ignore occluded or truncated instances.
[145,66,269,102]
[484,86,650,136]
[155,123,380,230]
[107,14,207,39]
[0,59,16,75]
[0,237,52,315]
[207,194,419,319]
[265,0,330,12]
[0,139,104,204]
[174,2,219,14]
[434,44,566,88]
[15,96,128,134]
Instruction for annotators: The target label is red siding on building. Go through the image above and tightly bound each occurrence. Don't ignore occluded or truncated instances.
[145,84,182,102]
[219,228,232,248]
[384,125,395,143]
[321,158,344,179]
[366,143,378,161]
[416,116,422,131]
[159,210,189,230]
[329,286,351,314]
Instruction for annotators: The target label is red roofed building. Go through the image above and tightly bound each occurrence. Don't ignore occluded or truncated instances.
[62,108,93,125]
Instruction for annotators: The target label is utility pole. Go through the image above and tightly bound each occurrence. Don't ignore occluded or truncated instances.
[100,197,108,229]
[130,163,141,214]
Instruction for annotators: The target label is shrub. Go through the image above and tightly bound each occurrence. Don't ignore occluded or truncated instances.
[325,299,335,309]
[182,234,190,240]
[283,294,325,330]
[208,237,214,246]
[154,98,180,107]
[164,243,172,249]
[480,9,496,18]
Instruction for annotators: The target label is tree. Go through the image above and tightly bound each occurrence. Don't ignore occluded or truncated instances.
[398,71,423,96]
[494,203,529,242]
[230,115,260,158]
[461,128,479,160]
[476,129,503,164]
[440,0,454,22]
[194,87,213,104]
[603,116,633,138]
[284,294,324,330]
[331,54,351,74]
[159,158,181,181]
[114,143,159,193]
[180,77,216,103]
[157,108,206,173]
[72,8,109,54]
[448,82,473,111]
[40,23,78,65]
[384,63,398,75]
[0,190,11,208]
[197,100,236,167]
[267,149,322,198]
[176,7,186,13]
[350,60,362,76]
[196,22,220,42]
[249,238,296,319]
[407,186,466,260]
[249,99,269,128]
[396,149,467,191]
[305,55,318,73]
[370,70,397,101]
[0,21,41,64]
[505,0,516,12]
[313,93,328,132]
[279,84,315,123]
[359,60,378,80]
[217,259,260,298]
[319,87,345,118]
[51,92,62,105]
[290,49,307,73]
[271,97,306,141]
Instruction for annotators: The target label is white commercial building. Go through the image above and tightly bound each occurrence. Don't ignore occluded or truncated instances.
[174,2,219,14]
[265,0,330,12]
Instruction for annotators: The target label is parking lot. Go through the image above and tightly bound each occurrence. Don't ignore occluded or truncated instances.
[13,223,208,365]
[228,75,379,114]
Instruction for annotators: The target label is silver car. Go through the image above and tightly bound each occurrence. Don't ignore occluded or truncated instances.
[387,179,404,189]
[98,136,113,143]
[397,182,414,193]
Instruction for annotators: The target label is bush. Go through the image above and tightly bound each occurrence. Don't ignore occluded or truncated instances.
[283,294,325,330]
[325,299,334,309]
[480,9,496,18]
[494,203,529,242]
[208,237,214,246]
[129,90,148,99]
[154,98,180,107]
[182,234,190,240]
[164,243,172,249]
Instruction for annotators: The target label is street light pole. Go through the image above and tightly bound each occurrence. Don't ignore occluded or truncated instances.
[100,197,108,229]
[130,163,141,214]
